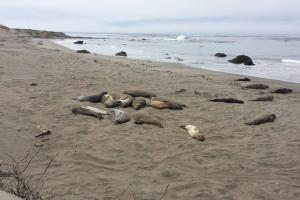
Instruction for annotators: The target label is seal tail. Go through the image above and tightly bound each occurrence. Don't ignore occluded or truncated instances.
[179,125,186,129]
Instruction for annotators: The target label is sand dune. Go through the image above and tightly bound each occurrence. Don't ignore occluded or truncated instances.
[0,28,300,200]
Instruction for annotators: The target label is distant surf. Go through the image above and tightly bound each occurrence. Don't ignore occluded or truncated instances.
[282,59,300,64]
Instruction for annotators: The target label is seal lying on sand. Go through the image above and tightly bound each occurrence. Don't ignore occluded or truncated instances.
[152,97,187,108]
[101,94,122,108]
[116,95,134,108]
[72,106,104,120]
[249,95,274,102]
[235,78,251,81]
[111,109,130,124]
[242,83,269,89]
[132,98,147,110]
[246,114,276,125]
[73,91,107,103]
[124,90,157,98]
[132,112,163,128]
[271,88,293,94]
[147,99,184,110]
[179,125,205,141]
[210,98,244,104]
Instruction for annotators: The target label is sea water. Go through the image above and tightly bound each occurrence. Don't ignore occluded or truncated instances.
[54,33,300,83]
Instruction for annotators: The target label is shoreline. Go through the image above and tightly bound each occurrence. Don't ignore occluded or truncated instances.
[49,38,300,87]
[1,27,300,200]
[51,37,300,84]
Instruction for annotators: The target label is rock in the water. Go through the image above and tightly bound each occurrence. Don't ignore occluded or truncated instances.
[76,49,90,54]
[74,40,84,44]
[210,98,244,104]
[271,88,293,94]
[229,55,255,66]
[215,53,227,57]
[115,51,127,57]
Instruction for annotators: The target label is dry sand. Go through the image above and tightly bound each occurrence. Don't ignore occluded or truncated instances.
[0,27,300,200]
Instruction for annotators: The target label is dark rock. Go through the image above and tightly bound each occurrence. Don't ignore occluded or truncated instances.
[175,57,184,62]
[115,51,127,57]
[76,49,90,54]
[74,40,84,44]
[235,78,251,81]
[215,53,227,57]
[271,88,293,94]
[229,55,255,66]
[165,57,172,59]
[210,98,244,104]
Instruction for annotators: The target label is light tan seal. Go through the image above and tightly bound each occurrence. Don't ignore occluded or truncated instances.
[179,125,205,141]
[249,95,274,102]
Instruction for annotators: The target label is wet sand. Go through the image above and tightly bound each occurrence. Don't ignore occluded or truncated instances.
[0,27,300,200]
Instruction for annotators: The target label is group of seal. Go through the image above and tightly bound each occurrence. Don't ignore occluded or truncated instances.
[231,78,293,125]
[71,90,187,130]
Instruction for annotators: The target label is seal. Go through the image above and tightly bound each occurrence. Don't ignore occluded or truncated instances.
[147,99,184,110]
[271,88,293,94]
[124,90,157,98]
[249,95,274,102]
[242,83,269,89]
[101,94,114,104]
[179,125,205,141]
[210,98,244,104]
[151,97,187,108]
[245,114,276,125]
[132,98,147,110]
[72,106,104,120]
[235,78,251,81]
[111,109,130,124]
[73,91,107,103]
[132,112,163,128]
[116,95,133,108]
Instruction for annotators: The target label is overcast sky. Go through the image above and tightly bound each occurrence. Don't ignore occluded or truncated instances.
[1,0,300,35]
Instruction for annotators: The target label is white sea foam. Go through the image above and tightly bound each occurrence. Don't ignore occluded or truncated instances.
[164,35,188,41]
[282,59,300,64]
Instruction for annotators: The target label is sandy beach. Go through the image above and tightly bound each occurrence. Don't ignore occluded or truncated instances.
[1,27,300,200]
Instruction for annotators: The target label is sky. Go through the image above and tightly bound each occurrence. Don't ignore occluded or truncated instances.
[1,0,300,35]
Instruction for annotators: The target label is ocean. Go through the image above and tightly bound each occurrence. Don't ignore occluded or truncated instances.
[54,33,300,83]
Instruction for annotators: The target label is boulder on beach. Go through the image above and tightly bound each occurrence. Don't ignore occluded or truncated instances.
[228,55,255,66]
[76,49,90,54]
[74,40,84,44]
[0,25,10,30]
[115,51,127,57]
[215,53,227,57]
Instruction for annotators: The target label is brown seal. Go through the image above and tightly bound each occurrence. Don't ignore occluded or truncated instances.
[73,91,107,103]
[124,90,157,98]
[246,114,276,125]
[210,98,244,104]
[147,99,184,110]
[242,83,269,89]
[249,95,274,102]
[132,98,147,110]
[132,112,163,128]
